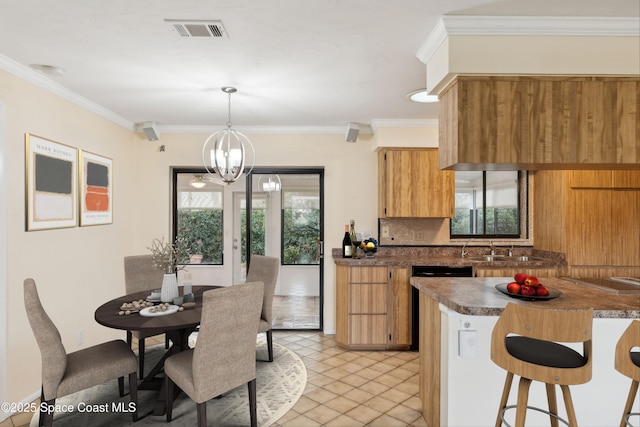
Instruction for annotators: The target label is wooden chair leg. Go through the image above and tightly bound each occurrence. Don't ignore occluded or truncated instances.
[495,372,514,427]
[620,380,638,427]
[266,330,273,362]
[545,383,559,427]
[138,338,145,380]
[515,377,532,427]
[559,385,578,427]
[197,402,207,427]
[129,372,138,422]
[118,376,125,397]
[165,376,174,422]
[248,379,257,427]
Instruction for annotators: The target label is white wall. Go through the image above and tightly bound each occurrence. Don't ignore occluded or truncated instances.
[0,101,8,417]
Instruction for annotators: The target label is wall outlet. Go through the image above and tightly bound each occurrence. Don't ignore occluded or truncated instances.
[414,230,424,240]
[381,225,390,238]
[76,329,84,346]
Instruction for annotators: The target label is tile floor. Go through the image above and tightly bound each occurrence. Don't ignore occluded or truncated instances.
[2,332,427,427]
[272,295,320,329]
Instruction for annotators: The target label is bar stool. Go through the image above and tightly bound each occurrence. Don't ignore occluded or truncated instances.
[491,303,593,427]
[615,320,640,427]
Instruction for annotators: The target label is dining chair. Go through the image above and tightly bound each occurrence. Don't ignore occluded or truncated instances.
[490,303,593,427]
[24,278,138,427]
[246,254,279,362]
[614,319,640,427]
[164,281,264,427]
[124,254,168,379]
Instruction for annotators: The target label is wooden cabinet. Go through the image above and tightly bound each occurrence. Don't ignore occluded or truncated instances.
[533,169,640,272]
[377,148,454,218]
[475,267,557,278]
[335,265,412,350]
[439,76,640,170]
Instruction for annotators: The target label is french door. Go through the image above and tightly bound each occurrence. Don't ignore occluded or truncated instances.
[237,168,324,330]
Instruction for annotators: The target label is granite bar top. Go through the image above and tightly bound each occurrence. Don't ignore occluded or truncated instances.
[410,276,640,318]
[332,247,564,269]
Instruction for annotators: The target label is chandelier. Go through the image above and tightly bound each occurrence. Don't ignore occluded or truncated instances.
[202,87,254,184]
[258,174,282,193]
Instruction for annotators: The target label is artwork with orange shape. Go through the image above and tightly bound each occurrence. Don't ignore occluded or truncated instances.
[86,161,109,211]
[79,150,112,226]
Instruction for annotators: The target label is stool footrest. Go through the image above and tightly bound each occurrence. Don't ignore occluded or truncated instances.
[500,404,570,427]
[624,412,639,427]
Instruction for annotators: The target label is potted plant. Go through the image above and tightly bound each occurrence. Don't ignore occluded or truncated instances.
[148,237,187,303]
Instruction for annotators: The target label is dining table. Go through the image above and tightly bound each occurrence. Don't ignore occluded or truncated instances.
[94,285,220,416]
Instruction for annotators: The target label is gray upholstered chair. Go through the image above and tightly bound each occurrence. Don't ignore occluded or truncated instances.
[246,254,279,362]
[24,278,138,427]
[124,254,167,379]
[164,281,264,427]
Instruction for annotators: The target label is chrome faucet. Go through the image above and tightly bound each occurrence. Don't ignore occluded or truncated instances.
[461,240,471,258]
[508,245,514,257]
[489,241,495,256]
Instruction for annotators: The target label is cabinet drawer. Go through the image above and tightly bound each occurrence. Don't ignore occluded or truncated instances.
[349,283,387,314]
[349,266,388,283]
[348,315,387,345]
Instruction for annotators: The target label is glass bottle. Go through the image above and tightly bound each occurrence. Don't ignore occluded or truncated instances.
[349,220,358,258]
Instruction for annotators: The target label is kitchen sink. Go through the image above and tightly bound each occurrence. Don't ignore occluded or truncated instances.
[561,277,640,294]
[466,255,547,262]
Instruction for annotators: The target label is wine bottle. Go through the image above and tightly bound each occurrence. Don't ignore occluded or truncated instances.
[349,220,358,259]
[342,224,352,258]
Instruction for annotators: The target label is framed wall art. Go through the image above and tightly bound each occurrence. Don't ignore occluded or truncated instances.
[25,133,78,231]
[79,150,113,226]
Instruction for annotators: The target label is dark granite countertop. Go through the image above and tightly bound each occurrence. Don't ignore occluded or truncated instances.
[410,276,640,318]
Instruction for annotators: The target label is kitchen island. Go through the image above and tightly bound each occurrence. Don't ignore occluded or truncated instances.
[410,276,640,427]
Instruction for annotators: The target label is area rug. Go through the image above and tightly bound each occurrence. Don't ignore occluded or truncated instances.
[30,339,306,426]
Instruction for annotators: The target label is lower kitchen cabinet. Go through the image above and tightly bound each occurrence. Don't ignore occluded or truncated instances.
[475,267,557,278]
[335,264,412,350]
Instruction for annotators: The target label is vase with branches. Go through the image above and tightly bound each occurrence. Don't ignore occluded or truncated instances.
[148,237,187,303]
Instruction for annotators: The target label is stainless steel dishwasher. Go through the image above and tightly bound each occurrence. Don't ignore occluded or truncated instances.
[410,265,473,350]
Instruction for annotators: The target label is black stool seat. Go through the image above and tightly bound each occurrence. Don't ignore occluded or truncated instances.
[631,351,640,368]
[506,336,588,369]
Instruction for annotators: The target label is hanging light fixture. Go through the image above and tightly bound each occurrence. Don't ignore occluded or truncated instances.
[202,87,254,184]
[258,174,282,193]
[189,175,206,188]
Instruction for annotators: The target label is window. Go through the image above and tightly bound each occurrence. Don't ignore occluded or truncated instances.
[451,171,526,238]
[282,190,320,265]
[174,172,224,265]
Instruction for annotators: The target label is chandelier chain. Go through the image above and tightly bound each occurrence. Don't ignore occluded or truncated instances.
[226,91,233,128]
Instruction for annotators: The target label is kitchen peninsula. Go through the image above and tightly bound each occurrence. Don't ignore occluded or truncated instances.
[411,276,640,427]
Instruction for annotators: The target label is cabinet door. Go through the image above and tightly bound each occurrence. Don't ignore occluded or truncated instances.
[611,189,640,266]
[567,189,610,265]
[475,268,556,278]
[389,267,412,346]
[349,315,387,345]
[349,284,387,314]
[381,149,453,218]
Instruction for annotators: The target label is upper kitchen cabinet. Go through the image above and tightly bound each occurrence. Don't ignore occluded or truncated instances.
[533,169,640,271]
[378,148,454,218]
[439,76,640,170]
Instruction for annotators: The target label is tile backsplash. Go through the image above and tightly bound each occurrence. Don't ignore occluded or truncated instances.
[379,218,451,246]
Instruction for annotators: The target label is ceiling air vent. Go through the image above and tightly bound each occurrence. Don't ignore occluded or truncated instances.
[164,19,228,38]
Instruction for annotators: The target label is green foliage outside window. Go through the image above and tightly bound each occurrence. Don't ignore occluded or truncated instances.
[283,208,320,264]
[241,209,265,264]
[176,210,223,264]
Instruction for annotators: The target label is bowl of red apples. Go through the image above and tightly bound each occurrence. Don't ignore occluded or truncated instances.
[496,273,561,301]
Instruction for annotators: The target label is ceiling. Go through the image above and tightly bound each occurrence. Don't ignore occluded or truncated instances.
[0,0,637,132]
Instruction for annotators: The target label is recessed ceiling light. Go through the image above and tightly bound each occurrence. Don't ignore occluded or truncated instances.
[407,89,438,103]
[29,64,65,76]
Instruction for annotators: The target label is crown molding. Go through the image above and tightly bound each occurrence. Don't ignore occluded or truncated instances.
[0,53,133,129]
[418,16,640,63]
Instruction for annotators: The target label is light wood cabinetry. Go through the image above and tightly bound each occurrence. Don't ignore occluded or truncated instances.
[439,76,640,170]
[335,265,412,350]
[378,148,454,218]
[475,267,556,278]
[533,169,640,273]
